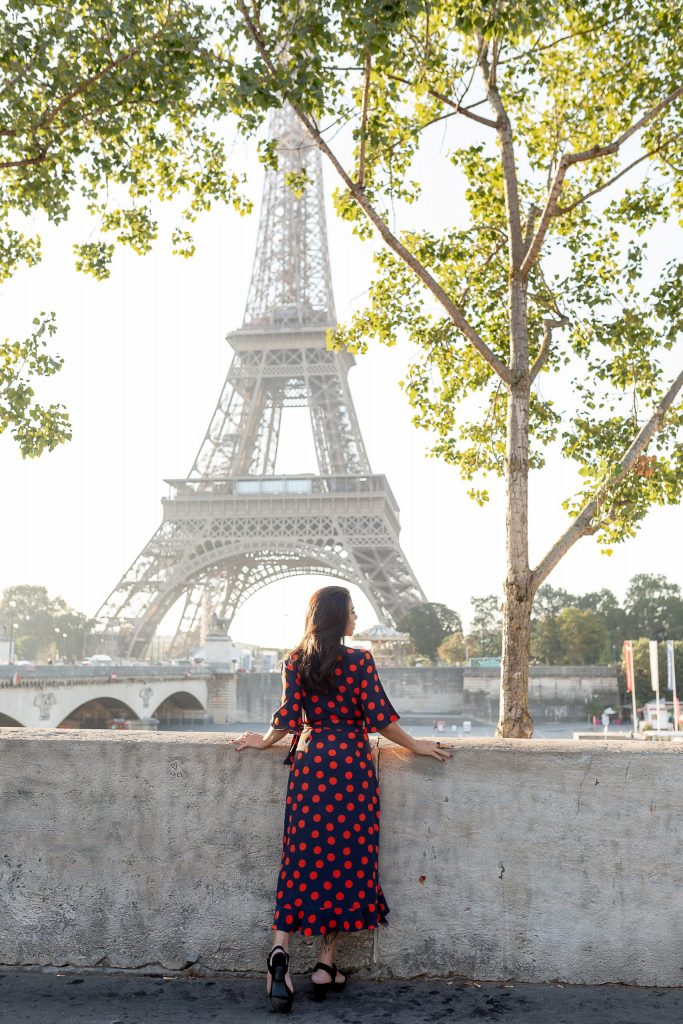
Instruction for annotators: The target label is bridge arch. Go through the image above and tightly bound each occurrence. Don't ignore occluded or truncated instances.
[0,712,24,728]
[153,690,206,727]
[58,697,139,730]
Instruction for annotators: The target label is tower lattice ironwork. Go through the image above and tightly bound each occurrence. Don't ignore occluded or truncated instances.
[95,105,425,657]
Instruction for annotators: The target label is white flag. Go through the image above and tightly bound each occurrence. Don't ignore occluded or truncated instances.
[649,640,660,694]
[667,640,676,692]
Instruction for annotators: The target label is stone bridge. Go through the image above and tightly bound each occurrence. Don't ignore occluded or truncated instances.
[0,663,619,729]
[0,666,219,729]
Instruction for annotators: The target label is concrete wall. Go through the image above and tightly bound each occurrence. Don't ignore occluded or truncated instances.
[235,668,465,721]
[232,666,618,722]
[464,666,618,711]
[1,728,681,986]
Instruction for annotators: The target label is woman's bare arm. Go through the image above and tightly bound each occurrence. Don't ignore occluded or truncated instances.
[378,722,453,761]
[378,721,417,751]
[231,726,288,751]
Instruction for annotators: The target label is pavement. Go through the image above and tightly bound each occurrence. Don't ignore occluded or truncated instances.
[1,969,682,1023]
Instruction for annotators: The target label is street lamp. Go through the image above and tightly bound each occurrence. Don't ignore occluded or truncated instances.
[81,618,96,662]
[54,626,63,661]
[8,599,16,664]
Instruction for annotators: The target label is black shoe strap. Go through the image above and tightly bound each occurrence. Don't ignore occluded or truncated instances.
[268,946,289,973]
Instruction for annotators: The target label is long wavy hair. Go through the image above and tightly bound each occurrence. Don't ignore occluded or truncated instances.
[289,586,350,693]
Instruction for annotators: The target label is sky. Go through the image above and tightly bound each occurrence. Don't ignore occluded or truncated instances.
[0,114,680,650]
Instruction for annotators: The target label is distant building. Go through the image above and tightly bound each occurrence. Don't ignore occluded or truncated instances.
[350,623,412,667]
[191,635,280,672]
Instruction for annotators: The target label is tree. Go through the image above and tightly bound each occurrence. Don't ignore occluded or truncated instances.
[0,586,89,662]
[532,586,577,620]
[222,2,683,736]
[532,607,609,665]
[624,638,683,707]
[555,607,609,665]
[624,574,683,640]
[397,602,461,661]
[470,595,503,657]
[0,1,249,456]
[576,588,628,660]
[437,631,467,664]
[531,613,564,665]
[532,578,681,664]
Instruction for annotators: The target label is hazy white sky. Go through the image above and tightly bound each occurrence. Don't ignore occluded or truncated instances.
[0,115,680,648]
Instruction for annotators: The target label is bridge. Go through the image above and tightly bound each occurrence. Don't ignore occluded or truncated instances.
[0,665,233,730]
[0,663,619,730]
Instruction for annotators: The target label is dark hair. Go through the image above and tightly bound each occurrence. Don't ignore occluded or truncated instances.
[289,586,350,693]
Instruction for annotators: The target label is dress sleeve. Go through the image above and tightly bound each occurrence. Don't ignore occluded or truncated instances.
[358,651,400,732]
[270,658,303,734]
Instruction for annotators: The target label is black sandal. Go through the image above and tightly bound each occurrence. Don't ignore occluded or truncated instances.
[311,961,346,1001]
[267,945,294,1013]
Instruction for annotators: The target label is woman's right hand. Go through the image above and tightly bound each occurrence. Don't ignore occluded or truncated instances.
[412,738,453,762]
[230,731,268,751]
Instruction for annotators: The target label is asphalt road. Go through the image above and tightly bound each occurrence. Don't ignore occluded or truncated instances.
[1,969,682,1024]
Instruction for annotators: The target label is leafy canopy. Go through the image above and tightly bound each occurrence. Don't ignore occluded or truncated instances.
[0,0,251,455]
[0,584,89,661]
[219,0,683,545]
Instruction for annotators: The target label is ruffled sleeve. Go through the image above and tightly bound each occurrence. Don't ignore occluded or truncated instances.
[270,658,303,734]
[357,651,400,732]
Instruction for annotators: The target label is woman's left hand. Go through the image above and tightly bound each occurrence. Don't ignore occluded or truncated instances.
[231,731,268,751]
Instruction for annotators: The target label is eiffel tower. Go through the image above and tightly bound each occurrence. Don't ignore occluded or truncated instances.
[95,105,425,658]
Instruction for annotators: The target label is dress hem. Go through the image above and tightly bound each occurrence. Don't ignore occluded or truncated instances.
[271,913,390,938]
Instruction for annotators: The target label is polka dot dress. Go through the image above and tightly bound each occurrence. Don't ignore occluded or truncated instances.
[270,648,400,936]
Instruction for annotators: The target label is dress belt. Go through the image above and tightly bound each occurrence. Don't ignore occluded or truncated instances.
[283,719,367,766]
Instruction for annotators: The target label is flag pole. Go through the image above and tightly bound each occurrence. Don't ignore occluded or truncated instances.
[667,640,679,732]
[624,641,637,738]
[649,640,661,731]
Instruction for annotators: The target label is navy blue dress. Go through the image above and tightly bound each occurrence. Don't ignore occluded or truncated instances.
[270,647,400,936]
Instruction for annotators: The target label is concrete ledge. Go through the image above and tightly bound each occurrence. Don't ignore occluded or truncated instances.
[1,729,681,986]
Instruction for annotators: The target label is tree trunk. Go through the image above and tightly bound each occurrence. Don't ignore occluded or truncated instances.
[498,576,534,737]
[497,278,534,738]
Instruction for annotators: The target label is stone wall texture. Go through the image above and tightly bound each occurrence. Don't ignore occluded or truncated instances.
[1,729,680,986]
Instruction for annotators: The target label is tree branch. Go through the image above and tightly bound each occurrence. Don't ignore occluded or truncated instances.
[457,233,508,306]
[385,73,497,128]
[569,83,683,165]
[36,29,167,135]
[305,111,512,382]
[532,369,683,590]
[529,315,568,382]
[496,17,613,66]
[357,52,371,188]
[236,2,512,384]
[477,35,524,269]
[521,84,683,277]
[523,204,540,250]
[0,147,49,171]
[556,132,683,215]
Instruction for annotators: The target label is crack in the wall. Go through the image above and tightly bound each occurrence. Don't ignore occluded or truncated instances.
[575,757,593,817]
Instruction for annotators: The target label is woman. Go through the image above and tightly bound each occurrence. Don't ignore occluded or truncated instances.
[232,586,452,1012]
